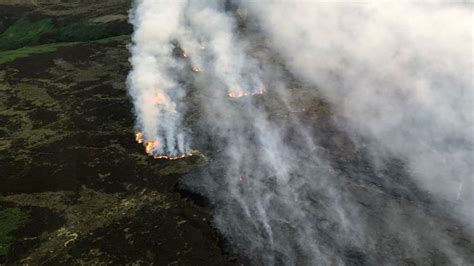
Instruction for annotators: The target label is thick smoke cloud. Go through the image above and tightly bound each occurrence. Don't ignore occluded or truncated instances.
[129,0,474,264]
[183,1,264,95]
[128,0,264,157]
[128,0,190,156]
[242,0,473,222]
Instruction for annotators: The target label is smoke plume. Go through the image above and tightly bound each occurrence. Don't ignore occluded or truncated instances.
[241,0,473,222]
[128,0,190,157]
[129,0,474,264]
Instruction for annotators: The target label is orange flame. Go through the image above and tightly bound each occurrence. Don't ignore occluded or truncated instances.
[134,131,193,160]
[135,132,144,143]
[145,140,160,154]
[154,152,193,160]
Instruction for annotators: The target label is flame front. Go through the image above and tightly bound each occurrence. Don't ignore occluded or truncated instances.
[135,131,192,160]
[154,152,194,161]
[145,140,160,154]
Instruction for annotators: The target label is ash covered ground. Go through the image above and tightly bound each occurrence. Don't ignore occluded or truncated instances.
[0,0,473,265]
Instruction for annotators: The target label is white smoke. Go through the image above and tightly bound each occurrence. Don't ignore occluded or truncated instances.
[242,0,474,223]
[128,0,190,156]
[129,0,474,264]
[182,0,264,95]
[128,0,264,157]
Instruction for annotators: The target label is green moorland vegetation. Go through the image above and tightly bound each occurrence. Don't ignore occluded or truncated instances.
[0,17,130,64]
[0,35,129,65]
[0,17,120,52]
[0,18,55,51]
[0,18,127,51]
[0,208,29,257]
[0,43,74,64]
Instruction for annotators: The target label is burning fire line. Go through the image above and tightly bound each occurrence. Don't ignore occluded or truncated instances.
[153,152,193,161]
[227,88,266,98]
[135,132,193,160]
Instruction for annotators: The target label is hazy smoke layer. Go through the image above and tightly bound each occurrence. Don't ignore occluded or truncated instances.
[181,0,264,95]
[242,0,473,222]
[129,0,474,264]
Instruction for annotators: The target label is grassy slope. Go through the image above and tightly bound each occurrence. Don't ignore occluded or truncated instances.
[0,43,70,64]
[0,208,28,256]
[0,18,55,51]
[0,12,131,257]
[0,35,129,65]
[0,17,126,52]
[0,12,131,64]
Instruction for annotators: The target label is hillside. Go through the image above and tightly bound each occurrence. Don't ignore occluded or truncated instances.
[0,1,234,264]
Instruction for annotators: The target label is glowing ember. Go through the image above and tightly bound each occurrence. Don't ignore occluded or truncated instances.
[154,152,193,160]
[145,140,160,154]
[135,132,144,143]
[134,131,193,160]
[227,88,265,98]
